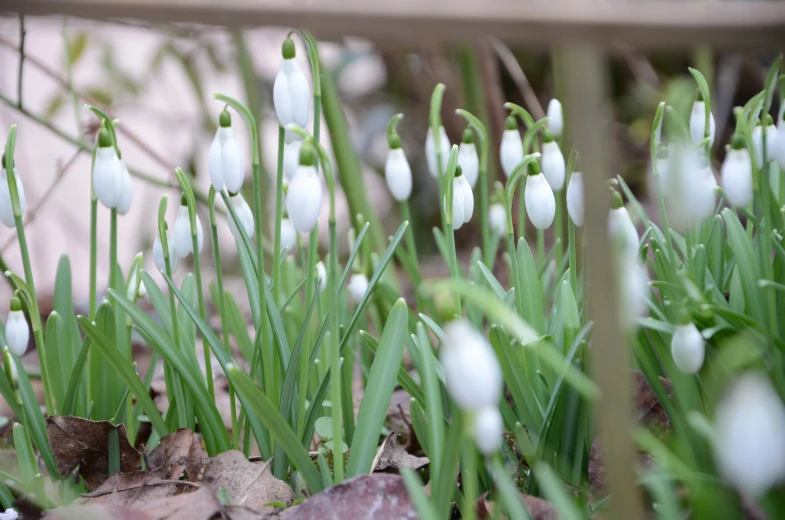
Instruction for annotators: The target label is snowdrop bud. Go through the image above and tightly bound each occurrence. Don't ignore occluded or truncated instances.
[445,172,465,231]
[209,110,245,192]
[671,313,704,374]
[425,126,450,178]
[752,115,778,167]
[227,192,254,242]
[0,156,25,227]
[473,406,503,456]
[4,347,18,384]
[566,171,584,227]
[273,37,311,144]
[524,164,555,230]
[500,116,523,178]
[721,134,754,208]
[714,373,785,496]
[280,218,297,253]
[92,129,123,209]
[347,274,369,304]
[153,227,179,273]
[541,130,565,190]
[5,297,28,357]
[173,196,204,258]
[441,320,502,411]
[116,163,133,216]
[689,91,715,147]
[608,191,639,257]
[286,143,322,233]
[385,134,412,202]
[458,128,479,188]
[283,136,303,180]
[620,259,649,330]
[315,261,327,292]
[489,203,507,236]
[546,99,563,138]
[126,267,147,300]
[775,111,785,171]
[694,162,718,222]
[457,169,474,225]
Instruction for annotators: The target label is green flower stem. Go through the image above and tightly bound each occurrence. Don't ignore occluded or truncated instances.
[650,103,675,265]
[273,126,285,303]
[443,146,462,315]
[109,209,117,299]
[209,187,238,448]
[4,127,56,415]
[460,424,478,520]
[89,153,98,320]
[399,200,426,311]
[430,84,447,227]
[554,190,564,268]
[537,229,545,267]
[565,150,579,300]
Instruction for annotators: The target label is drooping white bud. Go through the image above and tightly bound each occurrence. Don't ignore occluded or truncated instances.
[489,203,507,236]
[689,99,716,147]
[619,259,649,331]
[473,406,503,456]
[273,38,311,144]
[92,136,124,209]
[546,99,563,138]
[116,163,133,216]
[694,163,718,222]
[721,135,753,208]
[751,117,778,168]
[283,137,303,180]
[315,261,327,292]
[458,173,474,225]
[384,147,412,202]
[286,164,322,233]
[173,202,204,258]
[608,193,639,258]
[0,166,25,227]
[671,321,704,374]
[425,126,450,179]
[500,117,523,178]
[209,112,246,192]
[441,320,502,412]
[714,373,785,496]
[444,175,464,231]
[280,218,297,253]
[775,113,785,171]
[566,171,584,227]
[227,192,254,243]
[524,170,555,230]
[347,274,369,304]
[541,132,565,191]
[153,229,179,273]
[126,268,147,300]
[458,128,480,188]
[5,298,28,357]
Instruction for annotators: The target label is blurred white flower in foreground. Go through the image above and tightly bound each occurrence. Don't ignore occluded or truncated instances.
[489,203,507,236]
[315,261,327,292]
[721,134,754,208]
[347,274,369,304]
[441,320,502,412]
[670,319,704,374]
[473,406,503,456]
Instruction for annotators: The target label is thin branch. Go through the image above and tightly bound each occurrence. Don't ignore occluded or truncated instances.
[613,42,661,89]
[17,14,25,110]
[490,37,546,120]
[62,17,83,146]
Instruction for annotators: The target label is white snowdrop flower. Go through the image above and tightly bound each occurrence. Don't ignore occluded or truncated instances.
[315,261,327,292]
[227,192,254,243]
[721,134,754,208]
[126,267,147,300]
[444,169,473,230]
[280,218,297,253]
[775,111,785,171]
[473,406,503,456]
[541,130,566,191]
[694,162,718,222]
[524,165,555,230]
[116,162,133,216]
[546,99,563,138]
[209,110,245,193]
[671,319,704,374]
[655,147,671,197]
[5,297,28,357]
[285,144,322,233]
[92,129,124,209]
[384,134,412,202]
[619,259,649,331]
[489,203,507,236]
[664,144,712,230]
[500,116,523,178]
[0,157,25,228]
[457,128,479,188]
[441,320,502,412]
[425,126,450,179]
[153,227,179,273]
[689,94,716,147]
[273,38,311,144]
[347,274,369,304]
[714,373,785,496]
[173,197,204,258]
[0,507,18,520]
[608,191,639,258]
[751,115,778,168]
[458,169,474,225]
[283,136,303,180]
[566,171,584,227]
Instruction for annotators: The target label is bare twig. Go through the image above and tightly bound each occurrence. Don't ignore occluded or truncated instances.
[61,17,83,146]
[613,42,660,89]
[490,38,545,120]
[17,14,25,110]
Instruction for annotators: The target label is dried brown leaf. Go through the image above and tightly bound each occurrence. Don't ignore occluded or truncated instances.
[47,416,141,489]
[371,433,429,474]
[146,428,205,482]
[79,471,197,505]
[477,492,557,520]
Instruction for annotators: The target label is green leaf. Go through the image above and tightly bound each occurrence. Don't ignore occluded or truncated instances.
[44,313,66,410]
[67,32,88,65]
[722,209,764,321]
[347,299,408,477]
[62,336,91,416]
[476,261,507,301]
[53,255,82,369]
[402,469,439,520]
[43,93,65,119]
[533,464,583,520]
[517,238,546,333]
[359,331,424,405]
[12,355,58,478]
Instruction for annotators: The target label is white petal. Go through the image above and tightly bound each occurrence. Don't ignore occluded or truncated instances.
[500,129,523,178]
[489,203,507,236]
[208,130,224,190]
[608,207,639,257]
[228,194,255,242]
[347,274,369,304]
[566,171,584,227]
[441,320,502,411]
[0,170,15,227]
[273,62,294,128]
[690,101,716,146]
[280,218,298,252]
[473,406,503,455]
[525,174,555,230]
[384,148,412,201]
[93,147,123,208]
[546,99,563,137]
[173,205,202,257]
[460,175,474,224]
[425,127,450,178]
[775,123,785,171]
[315,261,327,292]
[458,142,479,188]
[221,128,245,193]
[445,178,464,230]
[283,138,303,180]
[541,141,566,190]
[116,164,133,215]
[721,149,753,208]
[620,261,649,330]
[286,167,322,233]
[693,168,718,222]
[752,124,778,168]
[0,507,18,520]
[671,323,705,374]
[274,59,311,141]
[5,310,29,357]
[153,230,179,273]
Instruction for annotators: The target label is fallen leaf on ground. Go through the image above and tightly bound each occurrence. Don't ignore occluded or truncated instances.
[47,416,141,489]
[275,473,417,519]
[201,450,294,515]
[79,471,198,505]
[477,492,557,520]
[146,429,204,482]
[371,433,429,474]
[46,503,153,520]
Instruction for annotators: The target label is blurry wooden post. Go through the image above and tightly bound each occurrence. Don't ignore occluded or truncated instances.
[559,45,643,519]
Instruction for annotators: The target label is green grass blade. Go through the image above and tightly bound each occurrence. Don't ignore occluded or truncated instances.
[402,468,439,520]
[53,255,81,368]
[43,312,66,411]
[358,331,425,405]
